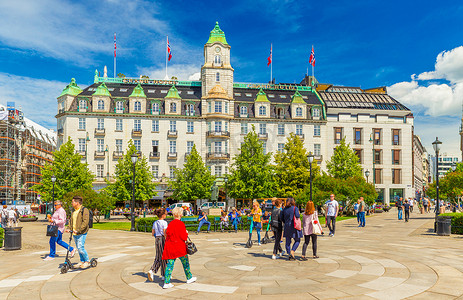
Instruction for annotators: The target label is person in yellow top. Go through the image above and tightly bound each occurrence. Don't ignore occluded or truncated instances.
[250,200,263,245]
[67,196,91,269]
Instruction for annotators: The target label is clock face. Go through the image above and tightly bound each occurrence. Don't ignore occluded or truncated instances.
[215,47,221,53]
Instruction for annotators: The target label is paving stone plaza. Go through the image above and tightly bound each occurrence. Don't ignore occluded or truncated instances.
[2,209,463,299]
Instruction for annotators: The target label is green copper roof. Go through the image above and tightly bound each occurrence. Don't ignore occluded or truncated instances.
[165,85,181,99]
[129,83,147,98]
[93,82,111,97]
[59,78,82,97]
[255,89,270,102]
[206,22,228,45]
[291,90,306,104]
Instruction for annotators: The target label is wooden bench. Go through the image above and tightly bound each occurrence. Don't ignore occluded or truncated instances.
[181,216,198,231]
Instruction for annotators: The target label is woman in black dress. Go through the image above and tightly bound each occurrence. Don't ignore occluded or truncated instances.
[281,197,302,260]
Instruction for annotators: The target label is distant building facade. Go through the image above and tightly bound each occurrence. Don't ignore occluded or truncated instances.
[56,22,414,205]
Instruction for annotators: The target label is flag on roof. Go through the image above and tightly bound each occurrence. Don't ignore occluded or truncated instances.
[267,44,272,66]
[309,46,315,67]
[167,36,172,61]
[114,33,116,58]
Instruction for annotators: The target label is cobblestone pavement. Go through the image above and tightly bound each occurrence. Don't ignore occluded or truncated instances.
[2,209,463,299]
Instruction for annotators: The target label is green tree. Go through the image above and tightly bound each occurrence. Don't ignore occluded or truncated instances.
[226,127,275,200]
[62,189,116,223]
[274,133,320,202]
[326,137,362,179]
[33,139,94,205]
[427,167,463,202]
[105,140,157,204]
[169,145,215,202]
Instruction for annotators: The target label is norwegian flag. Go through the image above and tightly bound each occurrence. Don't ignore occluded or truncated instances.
[267,44,272,66]
[114,33,116,58]
[309,46,315,67]
[167,36,172,61]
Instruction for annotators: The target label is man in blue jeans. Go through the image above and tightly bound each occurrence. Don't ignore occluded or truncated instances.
[68,196,91,269]
[357,197,366,227]
[197,211,211,234]
[396,197,404,220]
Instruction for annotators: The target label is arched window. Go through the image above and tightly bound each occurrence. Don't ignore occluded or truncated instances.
[170,102,177,113]
[134,101,141,111]
[216,72,220,82]
[259,105,266,116]
[98,100,104,110]
[152,102,159,113]
[240,106,248,116]
[296,107,302,117]
[214,55,221,64]
[312,108,320,117]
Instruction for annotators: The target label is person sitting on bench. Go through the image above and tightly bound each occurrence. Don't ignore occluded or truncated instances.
[196,211,211,234]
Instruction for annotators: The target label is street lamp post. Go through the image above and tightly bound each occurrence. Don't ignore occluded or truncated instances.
[369,133,376,186]
[130,153,138,232]
[85,132,90,164]
[307,153,314,203]
[365,169,370,183]
[432,137,442,232]
[105,145,109,180]
[51,174,56,215]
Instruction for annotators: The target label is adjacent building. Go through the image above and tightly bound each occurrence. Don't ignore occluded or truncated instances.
[56,22,414,205]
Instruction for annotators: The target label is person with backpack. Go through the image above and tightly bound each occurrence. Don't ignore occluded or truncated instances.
[68,196,91,269]
[396,197,404,220]
[271,198,284,259]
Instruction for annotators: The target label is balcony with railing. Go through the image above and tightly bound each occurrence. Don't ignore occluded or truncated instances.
[167,130,178,138]
[258,133,268,140]
[132,129,142,137]
[113,151,123,159]
[150,152,160,159]
[167,152,177,159]
[206,131,230,138]
[314,155,323,161]
[94,151,106,159]
[94,128,105,136]
[240,113,248,118]
[76,150,86,157]
[206,152,230,160]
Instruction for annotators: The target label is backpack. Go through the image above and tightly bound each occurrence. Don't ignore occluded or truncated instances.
[81,207,93,228]
[271,208,281,228]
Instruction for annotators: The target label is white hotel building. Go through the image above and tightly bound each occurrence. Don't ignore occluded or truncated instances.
[56,23,414,204]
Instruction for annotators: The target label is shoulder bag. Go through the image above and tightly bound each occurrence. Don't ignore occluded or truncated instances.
[186,236,197,255]
[293,206,302,231]
[312,212,322,235]
[46,222,59,237]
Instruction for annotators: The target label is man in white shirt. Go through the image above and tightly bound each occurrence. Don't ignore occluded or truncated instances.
[325,194,339,237]
[409,198,414,213]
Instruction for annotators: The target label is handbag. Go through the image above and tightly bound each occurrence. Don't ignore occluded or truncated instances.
[186,237,197,255]
[312,212,322,235]
[46,224,59,237]
[293,207,302,231]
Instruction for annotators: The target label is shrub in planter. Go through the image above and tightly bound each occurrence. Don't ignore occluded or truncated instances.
[0,227,4,248]
[442,213,463,234]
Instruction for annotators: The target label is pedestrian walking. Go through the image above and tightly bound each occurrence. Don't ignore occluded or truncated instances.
[281,197,302,260]
[403,199,410,222]
[162,207,196,289]
[271,198,284,259]
[250,200,263,245]
[409,198,414,213]
[196,211,211,234]
[8,207,16,227]
[44,201,76,261]
[301,201,322,260]
[353,201,359,225]
[396,197,404,220]
[423,198,428,213]
[68,196,91,269]
[148,208,168,282]
[1,205,8,228]
[358,197,366,227]
[325,194,339,237]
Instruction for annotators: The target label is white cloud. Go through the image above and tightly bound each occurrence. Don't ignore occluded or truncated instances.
[388,45,463,117]
[137,64,202,81]
[414,116,461,157]
[0,0,169,65]
[0,72,66,128]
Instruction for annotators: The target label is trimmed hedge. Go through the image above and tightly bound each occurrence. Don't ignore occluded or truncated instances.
[0,227,4,248]
[441,213,463,234]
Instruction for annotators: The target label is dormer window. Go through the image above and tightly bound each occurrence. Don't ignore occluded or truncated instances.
[216,72,220,82]
[259,105,266,116]
[296,107,302,117]
[116,101,124,111]
[214,55,221,64]
[240,106,248,116]
[134,101,141,111]
[187,104,195,116]
[170,102,177,113]
[152,102,159,113]
[312,108,320,117]
[79,100,87,110]
[98,100,104,110]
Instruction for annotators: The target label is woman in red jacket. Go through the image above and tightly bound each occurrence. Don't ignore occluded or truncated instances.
[162,207,196,289]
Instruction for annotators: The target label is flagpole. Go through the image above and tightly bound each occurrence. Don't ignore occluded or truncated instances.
[114,32,116,78]
[270,43,273,84]
[165,36,168,80]
[311,45,314,86]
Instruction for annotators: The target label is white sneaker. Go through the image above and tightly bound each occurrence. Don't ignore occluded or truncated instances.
[186,276,197,284]
[163,283,174,289]
[272,255,277,260]
[147,270,154,282]
[43,256,54,261]
[258,242,261,246]
[81,261,90,269]
[70,249,76,258]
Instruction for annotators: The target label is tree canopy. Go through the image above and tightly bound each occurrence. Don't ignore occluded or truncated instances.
[274,133,320,199]
[226,126,275,199]
[169,145,215,202]
[33,138,94,204]
[62,189,115,223]
[105,140,157,203]
[326,137,362,179]
[427,164,463,202]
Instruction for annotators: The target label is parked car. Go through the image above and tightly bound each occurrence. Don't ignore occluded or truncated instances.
[167,203,193,216]
[200,202,226,211]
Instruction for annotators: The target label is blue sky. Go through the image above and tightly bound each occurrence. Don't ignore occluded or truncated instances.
[0,0,462,156]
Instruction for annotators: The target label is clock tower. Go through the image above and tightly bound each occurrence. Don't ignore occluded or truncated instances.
[201,22,234,98]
